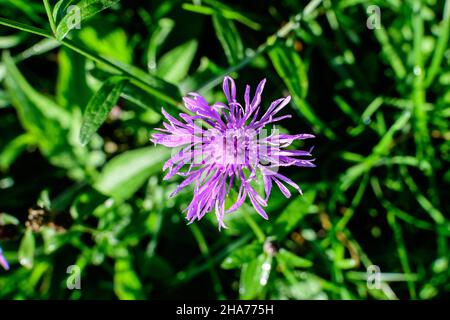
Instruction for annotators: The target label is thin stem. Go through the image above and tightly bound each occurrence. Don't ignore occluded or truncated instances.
[0,17,52,39]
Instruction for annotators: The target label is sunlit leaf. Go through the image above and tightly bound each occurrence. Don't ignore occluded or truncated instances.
[18,229,35,269]
[269,43,336,140]
[156,40,198,83]
[276,249,313,268]
[55,0,121,40]
[239,254,272,299]
[147,18,174,73]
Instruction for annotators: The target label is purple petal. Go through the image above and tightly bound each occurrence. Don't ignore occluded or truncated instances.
[250,78,266,110]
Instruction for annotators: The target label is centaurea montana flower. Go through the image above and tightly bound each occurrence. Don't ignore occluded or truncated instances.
[151,76,315,229]
[0,245,9,270]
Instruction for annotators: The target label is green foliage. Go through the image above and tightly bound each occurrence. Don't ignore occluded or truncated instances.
[55,0,121,40]
[0,0,448,300]
[212,13,244,65]
[94,146,169,200]
[80,76,128,145]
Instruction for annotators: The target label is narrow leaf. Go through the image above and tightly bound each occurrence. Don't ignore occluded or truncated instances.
[147,18,174,73]
[156,40,198,83]
[212,13,244,65]
[55,0,120,40]
[277,249,313,268]
[18,229,35,269]
[221,241,261,269]
[114,256,144,300]
[269,43,336,140]
[239,254,272,299]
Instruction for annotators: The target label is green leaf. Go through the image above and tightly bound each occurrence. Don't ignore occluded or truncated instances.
[2,50,82,169]
[18,229,35,269]
[183,0,261,30]
[53,0,77,23]
[3,51,71,129]
[270,190,317,240]
[0,213,20,226]
[156,40,198,83]
[0,33,26,49]
[114,255,144,300]
[269,43,308,98]
[55,0,121,40]
[335,258,358,270]
[41,227,63,255]
[239,254,272,299]
[94,146,170,200]
[89,67,176,113]
[0,134,36,171]
[57,47,92,111]
[108,58,182,107]
[120,82,161,111]
[425,0,450,86]
[79,76,127,145]
[276,249,313,268]
[221,241,261,269]
[212,13,244,65]
[0,17,52,39]
[269,43,336,140]
[74,23,132,64]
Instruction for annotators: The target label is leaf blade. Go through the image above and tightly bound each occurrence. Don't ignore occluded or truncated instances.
[55,0,121,40]
[212,13,244,65]
[79,76,127,146]
[94,146,170,200]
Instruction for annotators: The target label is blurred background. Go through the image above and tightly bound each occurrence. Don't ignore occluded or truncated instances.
[0,0,448,299]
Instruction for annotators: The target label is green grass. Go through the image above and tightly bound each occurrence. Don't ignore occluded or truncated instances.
[0,0,448,300]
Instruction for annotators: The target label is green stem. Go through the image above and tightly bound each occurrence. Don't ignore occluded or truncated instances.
[190,224,225,299]
[425,0,450,87]
[242,209,266,243]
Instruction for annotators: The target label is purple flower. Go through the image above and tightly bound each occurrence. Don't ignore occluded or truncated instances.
[151,76,315,229]
[0,246,9,271]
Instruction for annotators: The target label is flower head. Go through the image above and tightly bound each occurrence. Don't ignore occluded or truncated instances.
[151,76,315,229]
[0,246,9,271]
